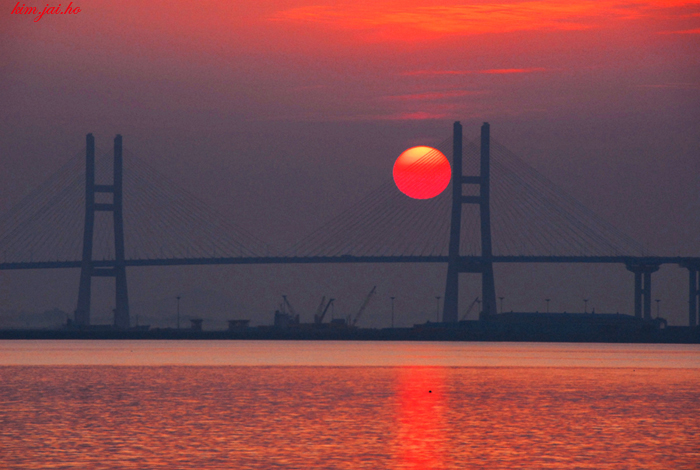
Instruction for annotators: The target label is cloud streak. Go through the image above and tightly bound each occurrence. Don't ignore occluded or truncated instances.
[659,28,700,34]
[403,68,547,76]
[270,1,700,39]
[381,90,485,101]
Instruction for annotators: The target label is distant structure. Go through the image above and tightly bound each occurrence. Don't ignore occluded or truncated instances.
[625,263,659,321]
[681,260,700,327]
[74,134,130,329]
[1,124,696,329]
[228,319,250,330]
[443,122,497,322]
[274,295,300,327]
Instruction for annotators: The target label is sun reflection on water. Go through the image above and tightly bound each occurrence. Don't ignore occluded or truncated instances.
[396,367,447,469]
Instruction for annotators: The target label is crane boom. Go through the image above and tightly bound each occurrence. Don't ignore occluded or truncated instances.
[460,297,480,321]
[313,296,326,322]
[352,286,376,326]
[282,296,296,316]
[315,298,335,324]
[282,295,299,322]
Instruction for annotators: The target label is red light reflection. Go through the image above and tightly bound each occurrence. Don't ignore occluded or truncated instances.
[396,367,447,469]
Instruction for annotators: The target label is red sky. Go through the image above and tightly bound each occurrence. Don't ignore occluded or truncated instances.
[3,0,699,122]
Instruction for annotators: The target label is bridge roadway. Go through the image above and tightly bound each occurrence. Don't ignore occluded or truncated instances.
[0,255,698,270]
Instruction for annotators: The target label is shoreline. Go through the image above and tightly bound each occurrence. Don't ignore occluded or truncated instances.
[1,324,698,344]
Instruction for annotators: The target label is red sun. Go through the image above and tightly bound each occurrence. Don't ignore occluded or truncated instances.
[393,146,451,199]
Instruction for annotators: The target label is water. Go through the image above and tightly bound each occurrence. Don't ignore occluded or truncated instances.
[1,341,699,469]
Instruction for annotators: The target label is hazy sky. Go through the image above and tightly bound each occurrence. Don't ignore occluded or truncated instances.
[1,0,699,327]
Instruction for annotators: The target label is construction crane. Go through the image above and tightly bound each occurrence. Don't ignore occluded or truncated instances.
[274,295,300,327]
[314,298,335,324]
[313,296,326,322]
[350,286,377,327]
[460,297,480,321]
[281,295,300,323]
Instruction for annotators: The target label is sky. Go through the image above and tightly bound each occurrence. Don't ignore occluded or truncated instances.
[0,0,699,327]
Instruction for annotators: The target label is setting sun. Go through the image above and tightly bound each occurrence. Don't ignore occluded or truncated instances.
[393,146,451,199]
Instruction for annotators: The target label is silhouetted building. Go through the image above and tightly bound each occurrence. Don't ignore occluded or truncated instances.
[228,319,250,330]
[273,311,299,328]
[485,311,667,334]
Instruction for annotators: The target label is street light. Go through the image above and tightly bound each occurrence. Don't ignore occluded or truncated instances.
[583,298,589,314]
[390,296,395,328]
[545,298,551,314]
[435,296,441,322]
[176,295,181,329]
[498,296,505,314]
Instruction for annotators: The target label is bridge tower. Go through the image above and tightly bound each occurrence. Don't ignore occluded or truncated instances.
[443,122,498,323]
[74,134,130,329]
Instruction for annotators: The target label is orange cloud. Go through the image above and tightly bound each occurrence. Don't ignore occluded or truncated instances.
[659,27,700,33]
[481,68,548,74]
[382,90,484,101]
[379,111,448,120]
[257,110,450,122]
[270,1,699,39]
[404,68,547,76]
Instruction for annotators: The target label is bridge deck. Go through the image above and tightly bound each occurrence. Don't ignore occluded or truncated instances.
[1,255,697,270]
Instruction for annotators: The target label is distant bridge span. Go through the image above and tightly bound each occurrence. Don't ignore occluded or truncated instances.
[1,255,698,271]
[1,123,698,327]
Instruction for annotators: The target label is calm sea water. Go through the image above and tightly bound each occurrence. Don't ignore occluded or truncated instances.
[1,341,698,469]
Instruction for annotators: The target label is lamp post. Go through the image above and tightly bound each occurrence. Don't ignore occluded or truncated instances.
[583,298,589,314]
[435,296,441,322]
[655,299,661,318]
[499,296,505,314]
[176,295,181,329]
[390,296,395,328]
[545,298,551,314]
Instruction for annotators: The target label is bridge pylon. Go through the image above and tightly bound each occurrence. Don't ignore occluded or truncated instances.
[74,134,130,329]
[443,122,498,323]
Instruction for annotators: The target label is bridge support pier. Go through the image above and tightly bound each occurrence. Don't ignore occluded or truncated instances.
[443,122,497,323]
[690,268,698,327]
[75,134,95,327]
[681,262,700,327]
[74,134,130,329]
[479,123,497,319]
[626,263,659,321]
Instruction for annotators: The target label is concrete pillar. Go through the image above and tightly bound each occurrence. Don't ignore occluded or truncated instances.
[113,135,130,329]
[634,271,642,319]
[443,122,462,323]
[480,122,497,319]
[643,271,652,321]
[628,263,659,321]
[690,268,698,327]
[75,134,95,327]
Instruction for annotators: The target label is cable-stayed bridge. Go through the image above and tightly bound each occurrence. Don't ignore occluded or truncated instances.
[0,123,697,327]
